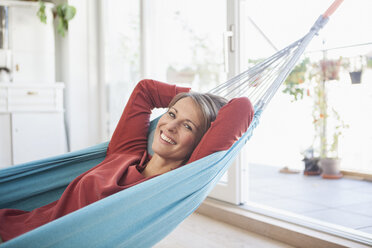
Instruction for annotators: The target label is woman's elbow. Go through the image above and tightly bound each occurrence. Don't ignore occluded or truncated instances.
[231,97,254,125]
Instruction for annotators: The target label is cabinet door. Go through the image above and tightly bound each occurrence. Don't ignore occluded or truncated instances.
[0,114,12,168]
[9,4,55,83]
[12,50,56,83]
[12,112,67,165]
[10,5,55,53]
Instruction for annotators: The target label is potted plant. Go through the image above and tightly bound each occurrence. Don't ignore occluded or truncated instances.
[319,58,341,81]
[309,58,350,178]
[37,0,76,37]
[283,57,349,178]
[283,58,321,175]
[345,56,364,84]
[301,147,321,176]
[313,106,349,179]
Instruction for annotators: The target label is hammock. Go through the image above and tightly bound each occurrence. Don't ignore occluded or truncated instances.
[0,1,342,247]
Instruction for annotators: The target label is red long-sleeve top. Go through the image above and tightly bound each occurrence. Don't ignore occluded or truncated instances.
[0,79,254,242]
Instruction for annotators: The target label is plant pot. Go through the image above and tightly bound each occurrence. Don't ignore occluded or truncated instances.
[349,71,362,84]
[319,158,343,179]
[320,59,341,81]
[303,157,321,176]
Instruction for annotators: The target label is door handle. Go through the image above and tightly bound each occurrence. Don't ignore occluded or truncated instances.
[27,91,39,96]
[223,24,235,73]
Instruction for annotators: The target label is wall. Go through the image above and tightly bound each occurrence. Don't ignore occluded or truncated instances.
[54,0,104,151]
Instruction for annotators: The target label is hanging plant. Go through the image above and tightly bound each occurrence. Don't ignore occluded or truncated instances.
[282,58,310,101]
[319,58,341,81]
[349,70,362,84]
[37,0,76,37]
[37,1,47,23]
[345,55,365,84]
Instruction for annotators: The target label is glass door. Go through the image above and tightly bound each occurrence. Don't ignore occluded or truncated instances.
[102,0,244,204]
[239,0,372,242]
[143,0,243,204]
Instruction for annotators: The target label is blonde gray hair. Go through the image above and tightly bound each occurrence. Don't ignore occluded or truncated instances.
[168,91,228,135]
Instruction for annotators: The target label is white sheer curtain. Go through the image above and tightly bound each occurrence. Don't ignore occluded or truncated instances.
[103,0,141,136]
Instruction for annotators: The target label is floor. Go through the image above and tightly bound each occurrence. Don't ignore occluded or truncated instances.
[155,212,293,248]
[248,163,372,234]
[155,164,372,247]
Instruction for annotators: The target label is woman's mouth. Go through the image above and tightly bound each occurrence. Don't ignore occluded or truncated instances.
[160,132,176,145]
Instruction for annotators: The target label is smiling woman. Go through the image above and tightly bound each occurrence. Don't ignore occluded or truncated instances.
[150,97,204,172]
[147,90,229,176]
[0,79,254,242]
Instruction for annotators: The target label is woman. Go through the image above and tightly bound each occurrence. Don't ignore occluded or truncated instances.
[0,79,254,242]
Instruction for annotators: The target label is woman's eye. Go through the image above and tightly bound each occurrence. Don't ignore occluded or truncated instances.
[184,123,192,131]
[168,111,175,118]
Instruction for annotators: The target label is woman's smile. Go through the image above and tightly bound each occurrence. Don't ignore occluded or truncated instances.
[160,131,176,145]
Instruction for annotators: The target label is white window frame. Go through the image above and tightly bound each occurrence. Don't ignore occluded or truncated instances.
[208,0,247,205]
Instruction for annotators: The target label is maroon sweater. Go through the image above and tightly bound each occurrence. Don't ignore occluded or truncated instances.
[0,79,254,242]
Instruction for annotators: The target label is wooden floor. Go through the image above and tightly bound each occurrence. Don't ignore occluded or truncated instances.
[155,213,293,248]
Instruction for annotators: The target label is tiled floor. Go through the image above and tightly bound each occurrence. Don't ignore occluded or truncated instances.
[248,163,372,234]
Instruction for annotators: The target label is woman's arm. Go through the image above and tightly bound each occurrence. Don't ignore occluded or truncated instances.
[187,97,254,163]
[107,79,190,156]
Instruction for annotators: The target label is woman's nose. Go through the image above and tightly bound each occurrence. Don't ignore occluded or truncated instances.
[166,120,178,132]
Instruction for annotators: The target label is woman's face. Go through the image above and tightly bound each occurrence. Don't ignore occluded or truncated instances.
[152,97,204,164]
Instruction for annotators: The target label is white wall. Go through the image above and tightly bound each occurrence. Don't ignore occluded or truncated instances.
[54,0,104,151]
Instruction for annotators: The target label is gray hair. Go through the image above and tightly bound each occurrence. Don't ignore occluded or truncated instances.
[168,91,228,135]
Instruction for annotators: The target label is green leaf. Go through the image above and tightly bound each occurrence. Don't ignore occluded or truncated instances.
[54,3,76,37]
[57,16,65,37]
[37,1,47,24]
[56,4,64,18]
[64,6,76,21]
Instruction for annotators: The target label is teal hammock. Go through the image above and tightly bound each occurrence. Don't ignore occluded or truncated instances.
[0,1,342,247]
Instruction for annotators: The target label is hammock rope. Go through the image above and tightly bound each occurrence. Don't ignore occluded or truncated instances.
[210,13,329,112]
[0,1,343,247]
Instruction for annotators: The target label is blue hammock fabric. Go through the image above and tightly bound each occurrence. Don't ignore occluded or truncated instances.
[0,142,107,211]
[0,110,262,248]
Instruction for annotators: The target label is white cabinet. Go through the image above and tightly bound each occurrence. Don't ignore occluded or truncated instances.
[0,1,67,168]
[0,113,12,167]
[11,112,66,165]
[0,83,67,168]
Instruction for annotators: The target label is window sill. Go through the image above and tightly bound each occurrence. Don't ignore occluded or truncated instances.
[196,198,371,248]
[341,170,372,182]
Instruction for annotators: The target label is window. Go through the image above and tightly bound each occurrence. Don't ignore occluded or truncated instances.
[102,0,141,136]
[242,0,372,240]
[142,0,228,92]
